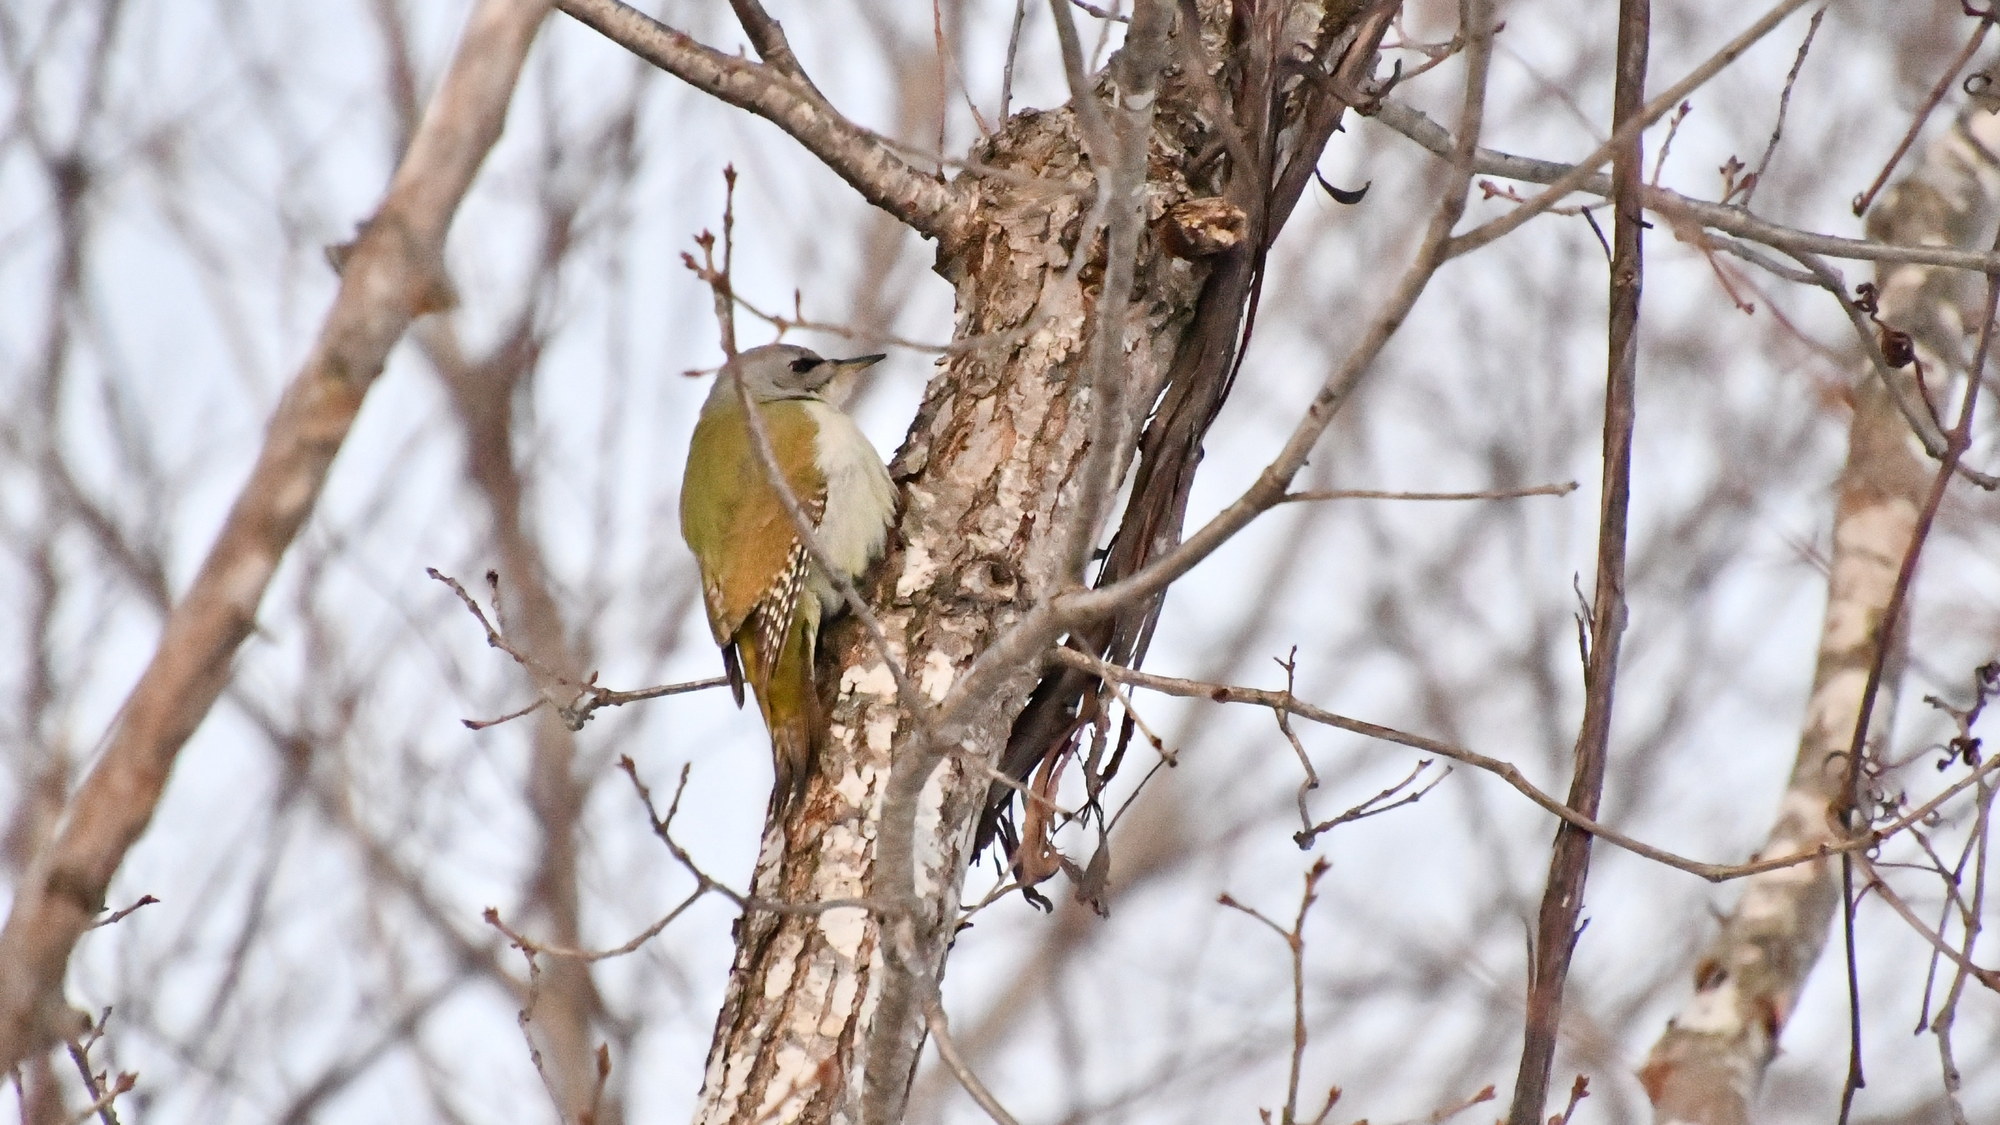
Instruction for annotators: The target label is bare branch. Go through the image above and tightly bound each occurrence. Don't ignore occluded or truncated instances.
[430,566,729,729]
[1506,0,1649,1115]
[1377,98,2000,275]
[1852,15,1991,218]
[1736,5,1823,210]
[1278,481,1578,504]
[922,996,1022,1125]
[1049,648,2000,883]
[617,759,879,920]
[1857,860,2000,992]
[1374,104,2000,486]
[1293,761,1448,849]
[1444,0,1817,259]
[553,0,965,242]
[1220,859,1330,1125]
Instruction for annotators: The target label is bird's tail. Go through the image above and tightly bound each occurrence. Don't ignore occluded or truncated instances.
[736,609,820,813]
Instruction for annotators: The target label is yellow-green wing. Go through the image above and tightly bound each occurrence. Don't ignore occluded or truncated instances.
[679,397,829,647]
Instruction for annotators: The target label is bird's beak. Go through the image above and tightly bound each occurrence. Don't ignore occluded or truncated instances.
[830,353,886,373]
[813,353,885,405]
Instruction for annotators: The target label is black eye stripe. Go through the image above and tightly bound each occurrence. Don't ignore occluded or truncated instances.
[789,357,823,373]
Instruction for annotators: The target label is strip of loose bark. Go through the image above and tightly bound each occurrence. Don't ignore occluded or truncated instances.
[1505,1,1646,1120]
[0,0,551,1075]
[1636,109,1998,1125]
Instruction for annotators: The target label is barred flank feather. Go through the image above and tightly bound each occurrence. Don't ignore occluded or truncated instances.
[754,544,809,680]
[735,597,819,812]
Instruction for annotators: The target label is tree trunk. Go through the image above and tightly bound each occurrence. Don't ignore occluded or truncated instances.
[689,4,1386,1122]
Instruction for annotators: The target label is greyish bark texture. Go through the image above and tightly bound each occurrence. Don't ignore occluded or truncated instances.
[689,5,1379,1123]
[1638,107,1998,1125]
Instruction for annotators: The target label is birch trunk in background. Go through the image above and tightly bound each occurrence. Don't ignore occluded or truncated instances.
[0,0,551,1078]
[1638,106,1999,1125]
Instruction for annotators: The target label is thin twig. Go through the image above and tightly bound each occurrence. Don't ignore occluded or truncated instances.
[429,566,730,729]
[1737,6,1822,209]
[1648,101,1690,187]
[1852,14,1991,218]
[713,291,957,354]
[1547,1075,1591,1125]
[1069,0,1129,19]
[1052,647,2000,882]
[1219,859,1329,1125]
[1445,0,1815,261]
[1855,860,2000,992]
[718,165,738,354]
[614,759,879,918]
[930,0,991,140]
[62,1070,134,1125]
[85,896,156,931]
[1278,481,1577,503]
[1927,763,1993,1125]
[922,995,1022,1125]
[1429,1084,1499,1123]
[998,0,1028,122]
[63,1009,128,1125]
[486,890,706,964]
[1294,761,1448,848]
[507,944,565,1116]
[1273,649,1320,836]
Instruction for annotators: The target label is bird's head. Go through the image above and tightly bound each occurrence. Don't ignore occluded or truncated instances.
[720,343,885,404]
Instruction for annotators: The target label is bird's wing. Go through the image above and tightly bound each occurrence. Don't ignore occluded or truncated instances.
[680,397,828,647]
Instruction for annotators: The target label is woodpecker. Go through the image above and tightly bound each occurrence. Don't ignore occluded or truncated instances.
[679,343,896,808]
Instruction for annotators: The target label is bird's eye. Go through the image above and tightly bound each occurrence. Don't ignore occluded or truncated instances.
[789,357,823,374]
